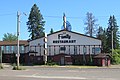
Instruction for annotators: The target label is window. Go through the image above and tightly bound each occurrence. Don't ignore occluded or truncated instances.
[83,46,87,54]
[11,46,14,53]
[1,46,4,53]
[6,46,10,53]
[92,47,101,54]
[60,46,66,51]
[0,46,4,54]
[20,46,24,53]
[74,46,77,55]
[1,46,3,50]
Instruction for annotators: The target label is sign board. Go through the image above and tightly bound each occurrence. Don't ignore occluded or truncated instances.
[53,32,76,43]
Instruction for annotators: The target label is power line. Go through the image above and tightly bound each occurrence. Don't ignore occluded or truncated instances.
[44,15,84,19]
[0,12,120,20]
[44,16,62,18]
[0,13,16,16]
[44,15,120,20]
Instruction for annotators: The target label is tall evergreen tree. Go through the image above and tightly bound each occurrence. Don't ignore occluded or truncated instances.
[50,28,54,34]
[84,12,98,37]
[97,27,107,52]
[27,4,45,40]
[106,15,120,52]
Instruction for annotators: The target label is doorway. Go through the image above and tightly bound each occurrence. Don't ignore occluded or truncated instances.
[60,57,65,65]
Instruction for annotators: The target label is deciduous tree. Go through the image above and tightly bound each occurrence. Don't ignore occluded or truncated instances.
[84,12,98,37]
[2,33,17,41]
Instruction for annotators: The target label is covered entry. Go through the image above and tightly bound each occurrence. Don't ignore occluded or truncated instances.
[53,53,72,65]
[25,51,44,65]
[93,53,111,66]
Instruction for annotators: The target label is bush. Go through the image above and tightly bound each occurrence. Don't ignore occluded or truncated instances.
[12,66,26,70]
[0,64,3,69]
[12,63,25,70]
[111,49,120,64]
[46,60,58,66]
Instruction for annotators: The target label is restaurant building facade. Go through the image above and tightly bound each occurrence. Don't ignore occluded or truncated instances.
[0,14,111,66]
[0,30,102,65]
[27,29,102,65]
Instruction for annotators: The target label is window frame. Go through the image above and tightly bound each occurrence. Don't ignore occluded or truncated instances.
[92,47,101,54]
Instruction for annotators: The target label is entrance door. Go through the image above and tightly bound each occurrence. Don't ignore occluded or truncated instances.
[60,57,65,65]
[105,58,108,66]
[29,55,34,64]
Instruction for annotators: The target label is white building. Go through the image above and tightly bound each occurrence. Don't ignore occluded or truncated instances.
[26,14,102,65]
[28,29,101,65]
[0,14,102,65]
[30,30,101,55]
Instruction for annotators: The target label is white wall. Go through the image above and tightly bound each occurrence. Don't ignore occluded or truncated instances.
[29,30,101,56]
[28,38,45,56]
[47,31,101,45]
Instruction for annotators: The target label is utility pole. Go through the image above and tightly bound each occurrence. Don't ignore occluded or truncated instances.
[43,33,47,65]
[0,47,2,67]
[17,11,20,68]
[111,23,114,55]
[112,30,113,53]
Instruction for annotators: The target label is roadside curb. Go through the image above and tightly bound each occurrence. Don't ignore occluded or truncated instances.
[31,65,120,69]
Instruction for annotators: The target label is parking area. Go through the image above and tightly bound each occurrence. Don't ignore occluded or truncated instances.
[0,66,120,80]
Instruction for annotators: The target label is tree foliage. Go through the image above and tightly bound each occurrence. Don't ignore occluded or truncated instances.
[2,33,17,41]
[50,28,54,34]
[96,27,107,52]
[84,12,98,37]
[27,4,45,40]
[97,15,120,53]
[106,15,120,52]
[112,49,120,64]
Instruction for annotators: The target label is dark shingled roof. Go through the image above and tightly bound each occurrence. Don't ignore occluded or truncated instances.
[94,53,111,58]
[0,40,28,46]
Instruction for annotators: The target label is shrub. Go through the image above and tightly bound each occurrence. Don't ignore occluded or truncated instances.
[12,66,25,70]
[111,49,120,64]
[46,60,58,66]
[12,63,25,70]
[0,64,3,69]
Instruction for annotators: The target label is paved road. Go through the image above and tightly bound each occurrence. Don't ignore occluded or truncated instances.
[0,66,120,80]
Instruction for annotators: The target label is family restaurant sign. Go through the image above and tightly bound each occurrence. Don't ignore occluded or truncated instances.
[53,33,76,43]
